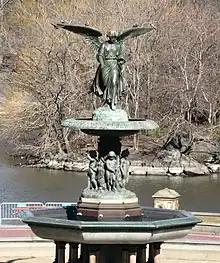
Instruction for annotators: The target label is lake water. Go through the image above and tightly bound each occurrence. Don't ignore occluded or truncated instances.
[0,151,220,212]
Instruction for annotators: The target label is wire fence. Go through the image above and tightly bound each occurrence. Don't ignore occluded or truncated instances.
[0,202,75,225]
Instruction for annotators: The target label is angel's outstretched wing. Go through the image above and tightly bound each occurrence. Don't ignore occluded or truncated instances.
[53,23,103,52]
[117,25,155,42]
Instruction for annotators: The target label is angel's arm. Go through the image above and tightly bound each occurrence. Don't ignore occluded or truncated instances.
[87,154,94,162]
[97,43,105,68]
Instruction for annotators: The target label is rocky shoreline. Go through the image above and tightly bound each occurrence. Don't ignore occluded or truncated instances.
[24,159,220,177]
[22,149,220,177]
[15,136,220,177]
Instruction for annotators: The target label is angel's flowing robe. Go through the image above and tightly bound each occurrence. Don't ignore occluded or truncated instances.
[92,41,125,109]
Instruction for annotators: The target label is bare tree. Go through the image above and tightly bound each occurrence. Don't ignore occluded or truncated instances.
[0,0,219,160]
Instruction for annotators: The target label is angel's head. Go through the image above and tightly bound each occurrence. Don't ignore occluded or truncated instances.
[107,30,118,43]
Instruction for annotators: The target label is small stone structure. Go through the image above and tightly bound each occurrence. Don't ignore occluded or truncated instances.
[152,188,180,210]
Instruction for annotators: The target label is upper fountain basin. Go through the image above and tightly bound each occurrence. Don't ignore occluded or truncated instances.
[61,106,159,137]
[61,118,159,137]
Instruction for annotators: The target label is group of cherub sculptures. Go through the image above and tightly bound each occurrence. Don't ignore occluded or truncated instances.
[87,149,130,192]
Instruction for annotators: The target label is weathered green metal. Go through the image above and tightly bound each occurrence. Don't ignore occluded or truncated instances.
[21,206,201,244]
[21,21,201,251]
[54,24,155,110]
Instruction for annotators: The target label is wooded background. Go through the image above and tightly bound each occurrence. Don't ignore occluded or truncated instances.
[0,0,219,159]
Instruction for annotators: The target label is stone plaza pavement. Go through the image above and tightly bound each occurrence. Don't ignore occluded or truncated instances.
[0,226,220,263]
[0,242,220,263]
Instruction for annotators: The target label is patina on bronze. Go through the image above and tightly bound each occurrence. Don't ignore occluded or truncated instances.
[54,23,156,204]
[54,23,155,110]
[20,21,201,263]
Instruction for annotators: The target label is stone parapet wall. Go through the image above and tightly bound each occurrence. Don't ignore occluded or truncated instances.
[193,212,220,225]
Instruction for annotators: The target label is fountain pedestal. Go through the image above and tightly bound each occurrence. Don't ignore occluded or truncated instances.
[20,107,200,263]
[21,107,201,263]
[77,197,142,221]
[19,20,202,262]
[63,107,156,222]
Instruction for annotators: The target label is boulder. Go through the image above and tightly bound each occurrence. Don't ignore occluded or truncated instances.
[183,166,210,176]
[206,164,220,173]
[157,149,210,176]
[180,154,210,176]
[167,167,184,176]
[47,159,61,169]
[129,166,147,175]
[64,161,74,171]
[189,140,220,163]
[72,162,88,172]
[146,167,167,176]
[129,166,167,176]
[157,149,181,167]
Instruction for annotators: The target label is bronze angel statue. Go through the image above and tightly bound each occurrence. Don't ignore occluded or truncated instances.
[54,23,155,110]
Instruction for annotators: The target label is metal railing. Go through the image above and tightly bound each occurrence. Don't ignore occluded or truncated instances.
[0,202,76,225]
[1,202,220,226]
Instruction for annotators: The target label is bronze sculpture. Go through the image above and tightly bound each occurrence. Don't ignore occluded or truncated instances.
[54,23,155,110]
[54,22,156,193]
[120,149,130,187]
[105,151,117,191]
[87,150,98,190]
[21,22,200,255]
[86,149,131,192]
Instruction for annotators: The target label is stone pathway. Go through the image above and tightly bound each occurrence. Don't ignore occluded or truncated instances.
[0,258,217,263]
[0,245,220,263]
[161,243,220,262]
[0,226,36,239]
[0,258,54,263]
[0,226,220,262]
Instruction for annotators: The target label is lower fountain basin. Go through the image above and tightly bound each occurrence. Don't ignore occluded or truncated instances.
[21,206,201,244]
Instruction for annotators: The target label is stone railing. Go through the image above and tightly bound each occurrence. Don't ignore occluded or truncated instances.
[192,212,220,225]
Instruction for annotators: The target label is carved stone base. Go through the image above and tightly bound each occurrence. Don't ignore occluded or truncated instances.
[76,197,142,221]
[81,188,137,200]
[92,105,128,122]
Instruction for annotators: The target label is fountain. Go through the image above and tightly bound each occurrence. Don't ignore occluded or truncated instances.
[21,23,200,263]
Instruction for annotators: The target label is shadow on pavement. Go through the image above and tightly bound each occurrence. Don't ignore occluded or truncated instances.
[0,257,35,263]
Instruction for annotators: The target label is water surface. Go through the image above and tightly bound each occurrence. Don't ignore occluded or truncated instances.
[0,151,219,212]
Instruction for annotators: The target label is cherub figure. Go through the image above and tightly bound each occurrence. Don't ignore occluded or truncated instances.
[54,23,155,110]
[87,150,98,190]
[97,156,106,190]
[105,151,117,191]
[115,155,123,190]
[120,149,130,188]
